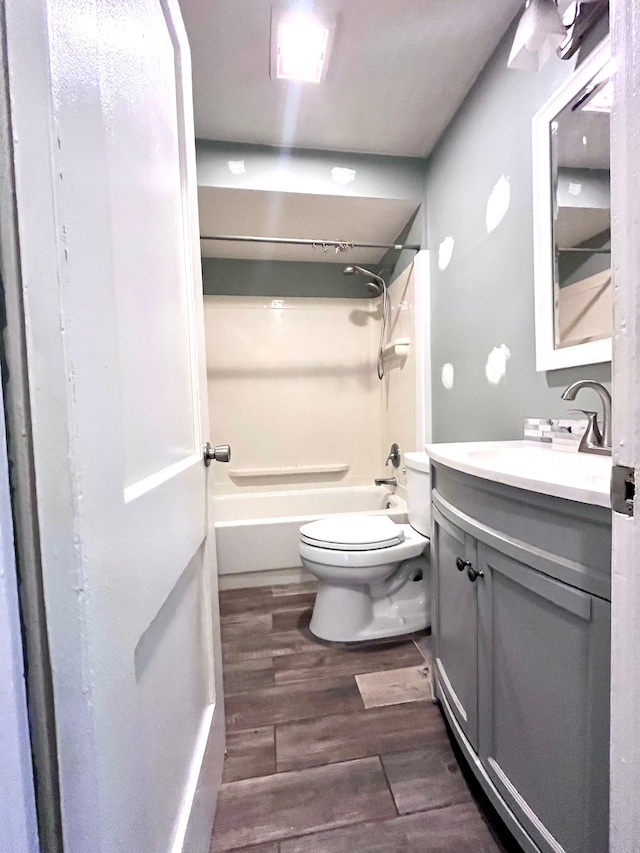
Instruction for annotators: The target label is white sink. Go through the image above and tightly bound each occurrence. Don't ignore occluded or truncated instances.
[425,440,612,507]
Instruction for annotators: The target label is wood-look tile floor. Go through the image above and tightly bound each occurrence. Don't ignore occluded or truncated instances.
[210,582,518,853]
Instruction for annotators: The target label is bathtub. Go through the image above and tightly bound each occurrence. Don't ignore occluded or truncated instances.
[213,486,407,584]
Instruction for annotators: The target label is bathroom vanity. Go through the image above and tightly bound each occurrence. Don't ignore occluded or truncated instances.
[426,441,611,853]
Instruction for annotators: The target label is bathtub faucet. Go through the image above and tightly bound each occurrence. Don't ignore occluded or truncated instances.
[374,477,398,488]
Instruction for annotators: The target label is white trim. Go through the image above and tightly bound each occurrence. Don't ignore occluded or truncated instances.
[437,688,539,853]
[436,657,467,722]
[6,1,103,847]
[170,698,225,853]
[171,704,214,853]
[486,758,564,853]
[218,566,314,589]
[609,2,640,849]
[0,378,39,853]
[532,36,611,372]
[413,249,432,447]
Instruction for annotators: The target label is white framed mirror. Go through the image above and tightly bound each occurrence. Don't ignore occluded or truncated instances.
[532,36,611,372]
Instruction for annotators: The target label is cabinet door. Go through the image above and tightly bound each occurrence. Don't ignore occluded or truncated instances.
[477,544,610,853]
[433,508,478,748]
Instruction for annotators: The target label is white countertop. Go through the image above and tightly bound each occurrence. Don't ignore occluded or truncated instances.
[424,440,612,508]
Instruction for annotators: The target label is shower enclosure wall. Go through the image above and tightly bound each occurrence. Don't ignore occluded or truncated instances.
[203,253,429,588]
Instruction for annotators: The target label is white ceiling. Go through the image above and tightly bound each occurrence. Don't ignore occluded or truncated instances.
[199,187,419,262]
[178,0,523,158]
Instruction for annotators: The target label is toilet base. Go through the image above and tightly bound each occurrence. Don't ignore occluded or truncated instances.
[308,559,430,643]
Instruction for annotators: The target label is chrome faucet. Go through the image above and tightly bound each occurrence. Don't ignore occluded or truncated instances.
[385,443,401,468]
[375,476,398,487]
[561,380,612,456]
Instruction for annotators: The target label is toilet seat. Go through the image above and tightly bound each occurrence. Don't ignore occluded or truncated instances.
[300,523,429,569]
[300,515,405,551]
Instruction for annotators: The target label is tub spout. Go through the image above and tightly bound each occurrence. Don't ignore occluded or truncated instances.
[375,477,398,487]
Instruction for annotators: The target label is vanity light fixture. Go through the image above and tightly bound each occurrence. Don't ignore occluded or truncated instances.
[558,0,609,60]
[508,0,609,70]
[507,0,566,71]
[270,9,335,84]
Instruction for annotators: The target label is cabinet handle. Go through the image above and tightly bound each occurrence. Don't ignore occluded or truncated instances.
[455,557,471,572]
[467,565,485,583]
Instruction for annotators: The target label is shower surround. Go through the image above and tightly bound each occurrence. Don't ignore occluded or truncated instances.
[203,263,423,586]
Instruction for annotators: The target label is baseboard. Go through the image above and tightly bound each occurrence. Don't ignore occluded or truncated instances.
[218,567,315,590]
[171,699,225,853]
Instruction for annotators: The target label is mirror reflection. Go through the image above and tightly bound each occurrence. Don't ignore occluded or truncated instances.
[551,64,611,350]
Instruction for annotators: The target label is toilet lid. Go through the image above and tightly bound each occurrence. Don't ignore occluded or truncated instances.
[300,515,405,551]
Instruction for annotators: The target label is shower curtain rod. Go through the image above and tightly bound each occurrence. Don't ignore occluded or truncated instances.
[199,234,421,252]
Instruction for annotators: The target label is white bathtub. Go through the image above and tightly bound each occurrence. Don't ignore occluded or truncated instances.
[213,486,408,583]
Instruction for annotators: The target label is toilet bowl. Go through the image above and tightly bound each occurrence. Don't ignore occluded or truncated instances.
[299,452,431,642]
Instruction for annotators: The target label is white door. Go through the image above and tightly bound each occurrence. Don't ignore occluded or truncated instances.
[5,1,225,851]
[610,1,640,850]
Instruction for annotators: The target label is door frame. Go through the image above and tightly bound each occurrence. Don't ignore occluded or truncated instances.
[0,3,63,847]
[610,1,640,849]
[413,248,432,449]
[0,376,39,853]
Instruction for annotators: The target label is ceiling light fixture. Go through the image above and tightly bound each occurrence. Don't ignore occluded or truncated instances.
[507,0,567,71]
[270,9,335,84]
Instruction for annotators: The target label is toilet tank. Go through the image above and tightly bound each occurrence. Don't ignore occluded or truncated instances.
[404,452,431,537]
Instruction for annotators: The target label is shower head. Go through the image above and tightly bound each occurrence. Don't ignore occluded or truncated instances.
[341,264,385,296]
[342,264,389,380]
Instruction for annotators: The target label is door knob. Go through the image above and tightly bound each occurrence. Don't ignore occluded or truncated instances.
[467,565,484,583]
[203,443,231,466]
[456,557,471,572]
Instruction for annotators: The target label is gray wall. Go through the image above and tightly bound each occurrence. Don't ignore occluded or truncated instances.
[426,20,611,443]
[197,140,426,298]
[196,140,426,202]
[380,209,425,286]
[202,258,382,298]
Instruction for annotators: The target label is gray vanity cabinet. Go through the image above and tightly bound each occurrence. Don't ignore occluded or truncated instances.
[477,544,610,853]
[431,463,611,853]
[432,512,478,748]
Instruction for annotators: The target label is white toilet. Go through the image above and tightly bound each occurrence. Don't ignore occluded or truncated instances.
[299,452,431,642]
